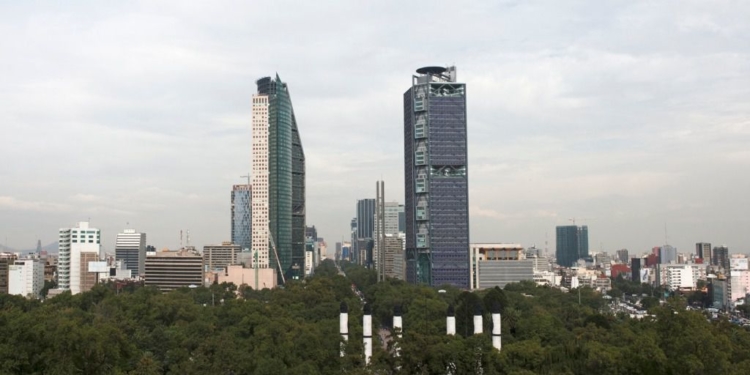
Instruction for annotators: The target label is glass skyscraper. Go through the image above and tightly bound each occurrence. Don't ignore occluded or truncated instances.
[231,184,251,251]
[403,66,470,288]
[252,75,305,283]
[555,225,589,267]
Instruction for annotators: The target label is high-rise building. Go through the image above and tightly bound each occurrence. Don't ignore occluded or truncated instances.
[696,242,712,262]
[713,246,730,270]
[615,249,629,263]
[404,65,470,288]
[252,75,306,283]
[115,229,146,277]
[659,245,677,264]
[555,225,589,267]
[231,184,252,251]
[57,222,101,294]
[356,199,376,240]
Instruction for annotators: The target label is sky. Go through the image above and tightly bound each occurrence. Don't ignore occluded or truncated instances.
[1,1,749,257]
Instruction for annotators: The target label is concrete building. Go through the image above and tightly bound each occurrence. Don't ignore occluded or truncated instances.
[0,253,18,294]
[656,263,706,290]
[615,249,629,264]
[383,236,405,280]
[216,264,276,290]
[696,242,712,263]
[470,244,539,290]
[373,199,403,277]
[57,222,101,294]
[145,248,203,291]
[713,246,730,271]
[203,242,240,271]
[231,184,252,251]
[555,225,589,267]
[8,259,44,298]
[252,75,306,283]
[404,66,470,288]
[115,229,146,277]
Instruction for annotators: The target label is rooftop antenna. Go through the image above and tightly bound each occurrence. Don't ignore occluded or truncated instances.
[187,230,191,247]
[180,230,183,248]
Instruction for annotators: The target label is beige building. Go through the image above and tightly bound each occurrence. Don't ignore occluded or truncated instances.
[216,265,276,290]
[383,236,405,280]
[203,242,241,270]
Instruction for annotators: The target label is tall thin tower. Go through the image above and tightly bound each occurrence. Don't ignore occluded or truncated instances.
[403,66,470,288]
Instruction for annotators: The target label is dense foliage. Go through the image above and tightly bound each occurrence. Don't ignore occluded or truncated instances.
[2,259,750,374]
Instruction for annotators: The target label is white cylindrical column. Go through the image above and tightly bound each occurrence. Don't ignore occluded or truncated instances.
[340,302,348,357]
[446,304,456,335]
[363,303,372,365]
[473,304,483,335]
[393,305,402,359]
[491,302,501,351]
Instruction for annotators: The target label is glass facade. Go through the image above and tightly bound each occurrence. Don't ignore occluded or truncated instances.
[555,225,589,267]
[256,75,305,282]
[404,66,470,289]
[231,185,252,251]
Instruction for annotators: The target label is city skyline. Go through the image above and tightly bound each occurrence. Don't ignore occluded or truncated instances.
[1,2,749,256]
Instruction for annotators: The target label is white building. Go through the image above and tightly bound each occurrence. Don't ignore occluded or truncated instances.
[657,263,705,290]
[58,222,101,294]
[251,94,271,269]
[373,201,403,272]
[8,259,44,298]
[115,229,146,277]
[471,243,540,290]
[730,255,750,302]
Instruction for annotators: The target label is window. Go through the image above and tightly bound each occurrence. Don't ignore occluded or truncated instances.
[416,178,427,193]
[415,122,426,138]
[415,151,426,166]
[414,98,425,112]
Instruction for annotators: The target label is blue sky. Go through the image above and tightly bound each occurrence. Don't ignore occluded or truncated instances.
[0,1,748,256]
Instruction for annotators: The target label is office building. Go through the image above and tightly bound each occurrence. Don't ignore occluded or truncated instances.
[203,242,241,271]
[404,65,470,288]
[231,184,252,251]
[383,236,405,280]
[713,246,730,271]
[252,75,306,283]
[656,263,706,290]
[470,244,535,290]
[8,259,44,298]
[615,249,629,263]
[115,229,146,277]
[696,242,712,262]
[0,253,17,294]
[57,222,101,294]
[631,258,642,283]
[145,249,203,291]
[659,245,677,264]
[555,225,589,267]
[356,199,376,240]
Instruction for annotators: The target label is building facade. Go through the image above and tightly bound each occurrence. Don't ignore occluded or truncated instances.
[0,253,18,294]
[696,242,712,262]
[58,222,101,294]
[203,242,240,271]
[713,246,730,270]
[115,229,146,277]
[555,225,589,267]
[383,236,405,280]
[231,184,252,251]
[404,65,469,288]
[144,249,203,291]
[8,259,44,298]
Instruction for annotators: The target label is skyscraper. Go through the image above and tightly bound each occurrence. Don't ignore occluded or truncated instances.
[713,246,730,270]
[555,225,589,267]
[58,222,101,294]
[231,184,252,251]
[251,75,305,283]
[356,199,376,240]
[115,229,146,277]
[696,242,712,262]
[404,66,470,288]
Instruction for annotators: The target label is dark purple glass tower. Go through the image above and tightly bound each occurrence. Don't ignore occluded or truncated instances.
[404,66,470,288]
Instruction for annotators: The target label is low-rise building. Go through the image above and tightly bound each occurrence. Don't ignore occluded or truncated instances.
[203,242,240,271]
[471,244,538,289]
[145,248,203,291]
[216,264,276,290]
[8,259,44,298]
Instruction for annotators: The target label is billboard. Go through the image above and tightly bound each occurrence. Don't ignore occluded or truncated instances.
[88,261,109,273]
